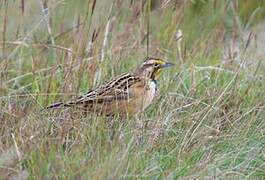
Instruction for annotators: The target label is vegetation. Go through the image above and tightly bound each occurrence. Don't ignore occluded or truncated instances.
[0,0,264,179]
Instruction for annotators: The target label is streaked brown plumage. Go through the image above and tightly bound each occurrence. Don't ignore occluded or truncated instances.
[47,57,174,117]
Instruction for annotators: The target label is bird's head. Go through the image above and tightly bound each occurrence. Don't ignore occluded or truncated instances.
[134,57,174,79]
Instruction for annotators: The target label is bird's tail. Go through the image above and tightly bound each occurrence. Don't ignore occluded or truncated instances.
[46,102,71,109]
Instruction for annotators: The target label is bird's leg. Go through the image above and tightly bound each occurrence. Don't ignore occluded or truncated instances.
[107,115,116,141]
[118,114,128,142]
[107,114,127,141]
[133,113,145,146]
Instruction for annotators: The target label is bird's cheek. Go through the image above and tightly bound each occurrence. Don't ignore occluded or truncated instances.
[154,69,161,77]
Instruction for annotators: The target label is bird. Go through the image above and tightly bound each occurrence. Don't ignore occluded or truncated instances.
[47,57,174,118]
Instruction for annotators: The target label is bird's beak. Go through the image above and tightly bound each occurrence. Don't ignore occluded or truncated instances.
[161,62,175,68]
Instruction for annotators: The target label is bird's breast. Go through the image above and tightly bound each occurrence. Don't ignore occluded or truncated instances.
[141,80,157,111]
[115,79,157,116]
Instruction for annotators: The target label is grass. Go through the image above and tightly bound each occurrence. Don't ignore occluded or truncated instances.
[1,0,265,179]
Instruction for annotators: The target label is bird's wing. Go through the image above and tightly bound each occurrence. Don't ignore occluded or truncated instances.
[67,73,142,105]
[46,73,143,109]
[72,88,132,105]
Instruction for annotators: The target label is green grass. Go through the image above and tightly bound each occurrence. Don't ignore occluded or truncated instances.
[1,0,265,179]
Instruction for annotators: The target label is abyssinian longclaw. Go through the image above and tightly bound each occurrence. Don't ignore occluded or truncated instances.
[47,57,174,118]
